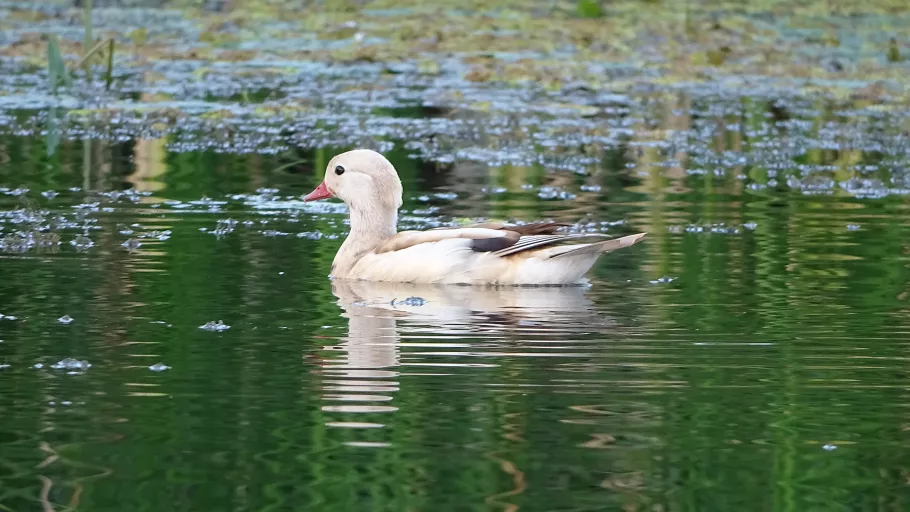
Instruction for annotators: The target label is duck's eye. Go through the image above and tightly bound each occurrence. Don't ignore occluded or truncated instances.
[334,165,345,176]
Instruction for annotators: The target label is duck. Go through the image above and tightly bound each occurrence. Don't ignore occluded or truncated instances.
[303,149,646,286]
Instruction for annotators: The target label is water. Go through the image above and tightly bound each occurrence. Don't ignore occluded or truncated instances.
[1,112,909,510]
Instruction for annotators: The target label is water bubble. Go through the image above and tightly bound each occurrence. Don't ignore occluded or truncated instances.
[149,363,170,372]
[199,320,231,332]
[58,315,74,324]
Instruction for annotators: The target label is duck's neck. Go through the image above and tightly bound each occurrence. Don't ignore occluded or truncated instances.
[333,204,398,275]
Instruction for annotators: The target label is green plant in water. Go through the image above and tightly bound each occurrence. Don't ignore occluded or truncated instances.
[83,0,93,80]
[887,38,902,62]
[71,37,116,90]
[45,0,115,93]
[271,159,309,174]
[46,35,72,93]
[577,0,603,18]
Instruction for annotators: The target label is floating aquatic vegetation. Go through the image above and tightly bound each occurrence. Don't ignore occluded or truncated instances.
[50,358,91,370]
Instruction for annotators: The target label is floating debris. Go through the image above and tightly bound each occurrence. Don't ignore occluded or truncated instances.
[121,238,142,251]
[70,235,94,251]
[213,218,238,237]
[149,363,170,372]
[391,296,428,307]
[199,320,231,332]
[50,358,91,370]
[57,315,74,324]
[537,187,577,200]
[139,230,172,241]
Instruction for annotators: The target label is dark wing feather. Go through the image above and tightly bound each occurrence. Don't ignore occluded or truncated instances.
[448,221,572,253]
[470,236,517,252]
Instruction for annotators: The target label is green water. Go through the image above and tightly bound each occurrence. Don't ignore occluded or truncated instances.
[1,125,909,512]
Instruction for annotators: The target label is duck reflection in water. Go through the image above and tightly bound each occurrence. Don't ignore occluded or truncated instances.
[319,279,608,438]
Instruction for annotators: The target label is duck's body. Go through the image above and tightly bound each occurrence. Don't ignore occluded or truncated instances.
[304,149,645,286]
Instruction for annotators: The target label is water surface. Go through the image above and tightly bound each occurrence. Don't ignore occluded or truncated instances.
[1,95,910,511]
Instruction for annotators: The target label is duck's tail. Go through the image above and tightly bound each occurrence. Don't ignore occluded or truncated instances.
[547,232,647,260]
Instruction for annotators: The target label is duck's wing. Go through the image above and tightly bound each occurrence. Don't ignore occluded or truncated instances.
[376,221,631,257]
[374,227,520,254]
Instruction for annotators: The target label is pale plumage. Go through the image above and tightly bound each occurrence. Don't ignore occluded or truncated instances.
[303,149,646,286]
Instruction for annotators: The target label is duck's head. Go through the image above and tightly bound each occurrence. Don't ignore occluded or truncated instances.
[303,149,403,211]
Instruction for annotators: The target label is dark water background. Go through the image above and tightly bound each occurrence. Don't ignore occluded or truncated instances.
[2,90,910,511]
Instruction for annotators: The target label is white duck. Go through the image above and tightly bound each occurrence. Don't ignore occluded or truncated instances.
[303,149,646,285]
